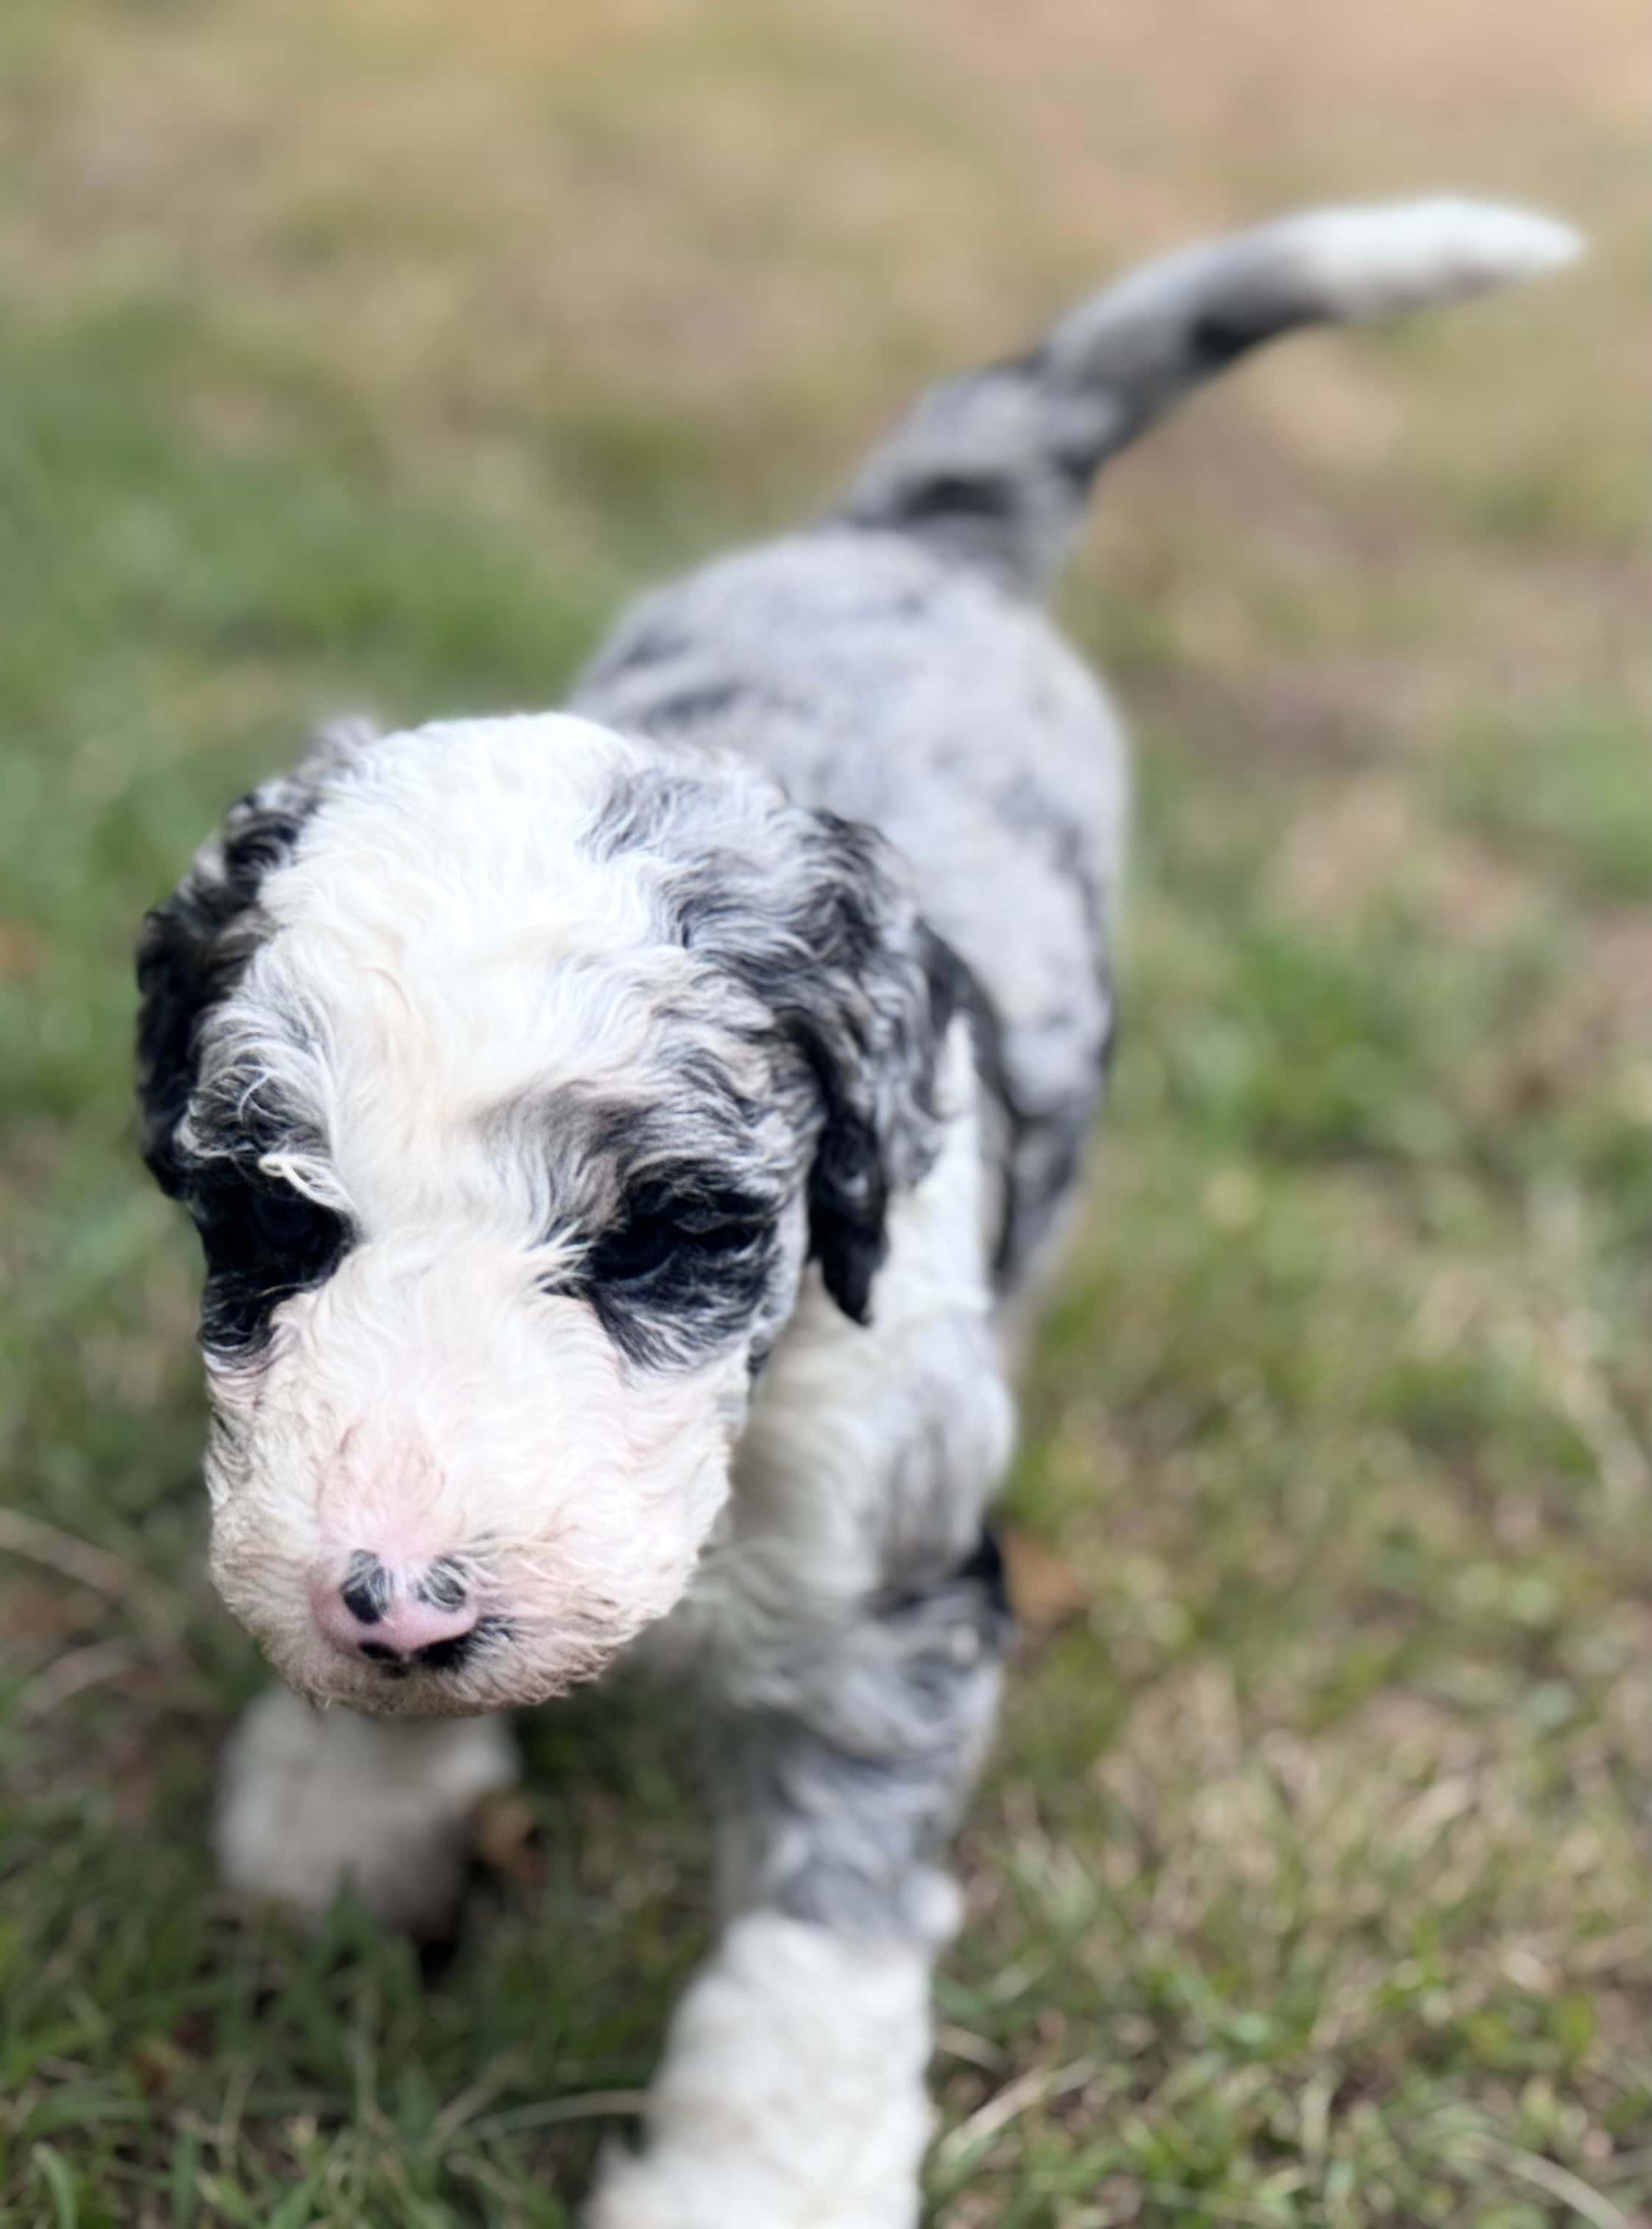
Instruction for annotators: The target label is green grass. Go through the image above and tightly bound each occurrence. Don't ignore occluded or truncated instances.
[1,4,1648,2224]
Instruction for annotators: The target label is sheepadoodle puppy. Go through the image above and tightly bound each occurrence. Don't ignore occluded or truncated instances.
[136,200,1575,2225]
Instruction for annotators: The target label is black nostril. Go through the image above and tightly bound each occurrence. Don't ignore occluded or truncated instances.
[341,1552,391,1627]
[416,1557,468,1612]
[414,1631,475,1672]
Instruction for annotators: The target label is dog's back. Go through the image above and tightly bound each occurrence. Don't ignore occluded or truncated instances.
[574,529,1121,1281]
[573,198,1578,1284]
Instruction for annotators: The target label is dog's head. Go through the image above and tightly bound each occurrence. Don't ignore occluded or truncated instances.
[136,714,958,1713]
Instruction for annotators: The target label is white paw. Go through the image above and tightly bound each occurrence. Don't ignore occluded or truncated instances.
[215,1685,517,1933]
[582,1912,932,2229]
[585,2146,923,2229]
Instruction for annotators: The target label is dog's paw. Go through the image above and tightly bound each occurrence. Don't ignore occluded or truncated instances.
[215,1685,517,1934]
[581,1911,930,2229]
[584,2139,922,2229]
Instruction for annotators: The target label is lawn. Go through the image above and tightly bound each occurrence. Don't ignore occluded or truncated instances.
[0,2,1646,2224]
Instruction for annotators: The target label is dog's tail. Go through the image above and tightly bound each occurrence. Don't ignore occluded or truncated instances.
[832,198,1580,594]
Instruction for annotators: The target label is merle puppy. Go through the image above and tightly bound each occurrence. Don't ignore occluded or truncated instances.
[136,200,1575,2225]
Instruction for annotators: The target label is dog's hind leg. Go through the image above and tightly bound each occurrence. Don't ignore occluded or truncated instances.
[586,1541,1011,2229]
[215,1684,517,1936]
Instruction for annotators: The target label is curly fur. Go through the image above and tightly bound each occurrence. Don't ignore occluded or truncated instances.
[134,199,1576,2220]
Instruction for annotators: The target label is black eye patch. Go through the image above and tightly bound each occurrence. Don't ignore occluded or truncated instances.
[186,1157,354,1355]
[589,1180,769,1285]
[571,1176,776,1367]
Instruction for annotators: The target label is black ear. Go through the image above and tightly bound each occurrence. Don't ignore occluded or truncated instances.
[136,781,319,1197]
[590,762,973,1328]
[801,1068,890,1325]
[762,813,967,1326]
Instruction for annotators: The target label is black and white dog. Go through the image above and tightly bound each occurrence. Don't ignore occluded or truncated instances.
[136,200,1574,2225]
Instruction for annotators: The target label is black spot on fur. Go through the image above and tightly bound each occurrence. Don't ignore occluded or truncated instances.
[1189,300,1311,369]
[938,938,1111,1288]
[638,682,747,730]
[602,624,694,675]
[585,768,717,862]
[994,772,1104,944]
[955,1519,1013,1622]
[989,340,1051,380]
[1048,435,1115,491]
[189,1153,353,1356]
[894,473,1019,524]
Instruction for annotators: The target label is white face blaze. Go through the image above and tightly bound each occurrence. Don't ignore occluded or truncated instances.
[164,715,834,1715]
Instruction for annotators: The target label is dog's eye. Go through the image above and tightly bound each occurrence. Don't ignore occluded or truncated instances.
[590,1213,677,1283]
[589,1185,767,1286]
[189,1159,351,1289]
[248,1175,331,1251]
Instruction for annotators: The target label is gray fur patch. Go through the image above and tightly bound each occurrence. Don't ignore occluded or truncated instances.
[707,1547,1013,1942]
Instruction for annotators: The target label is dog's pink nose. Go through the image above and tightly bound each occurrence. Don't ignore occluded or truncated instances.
[314,1555,481,1671]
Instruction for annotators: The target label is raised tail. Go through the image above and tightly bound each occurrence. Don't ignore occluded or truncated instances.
[832,198,1580,593]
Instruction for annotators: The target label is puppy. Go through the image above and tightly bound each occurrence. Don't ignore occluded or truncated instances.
[136,200,1576,2225]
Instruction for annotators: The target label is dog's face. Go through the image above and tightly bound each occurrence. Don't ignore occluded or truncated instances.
[137,715,954,1714]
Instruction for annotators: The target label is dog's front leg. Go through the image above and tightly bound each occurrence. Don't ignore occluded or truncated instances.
[215,1684,518,1935]
[587,1549,1010,2229]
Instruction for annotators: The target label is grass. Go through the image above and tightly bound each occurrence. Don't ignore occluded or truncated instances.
[1,1,1647,2222]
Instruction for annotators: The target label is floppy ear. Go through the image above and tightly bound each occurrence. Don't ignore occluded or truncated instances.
[136,720,375,1195]
[136,777,324,1196]
[753,810,967,1325]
